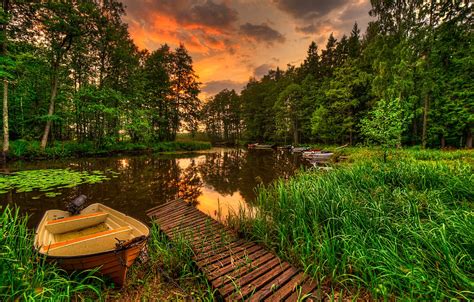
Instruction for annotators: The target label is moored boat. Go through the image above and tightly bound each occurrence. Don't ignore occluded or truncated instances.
[291,146,310,153]
[34,201,149,286]
[302,150,334,160]
[248,143,275,149]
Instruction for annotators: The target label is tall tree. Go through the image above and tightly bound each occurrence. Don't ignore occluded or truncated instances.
[170,44,200,138]
[0,0,9,159]
[36,1,95,149]
[275,83,304,145]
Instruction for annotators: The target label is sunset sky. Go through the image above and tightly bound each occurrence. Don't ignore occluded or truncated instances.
[121,0,374,98]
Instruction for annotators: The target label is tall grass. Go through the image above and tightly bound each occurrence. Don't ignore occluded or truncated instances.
[0,206,103,301]
[229,156,474,299]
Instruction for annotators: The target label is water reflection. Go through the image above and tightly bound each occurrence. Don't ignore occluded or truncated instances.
[2,148,307,227]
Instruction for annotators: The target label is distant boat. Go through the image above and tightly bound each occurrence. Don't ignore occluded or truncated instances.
[248,143,275,149]
[34,202,149,287]
[291,146,310,153]
[302,150,334,160]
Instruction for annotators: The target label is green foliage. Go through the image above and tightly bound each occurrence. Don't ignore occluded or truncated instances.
[360,98,404,149]
[6,139,211,160]
[3,1,203,150]
[202,89,242,143]
[274,83,305,144]
[0,206,103,300]
[228,152,474,299]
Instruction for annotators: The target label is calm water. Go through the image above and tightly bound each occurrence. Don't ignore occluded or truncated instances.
[1,148,307,227]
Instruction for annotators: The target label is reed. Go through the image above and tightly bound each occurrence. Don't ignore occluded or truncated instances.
[0,206,104,301]
[228,154,474,299]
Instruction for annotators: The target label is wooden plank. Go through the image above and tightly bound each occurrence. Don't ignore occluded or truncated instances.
[221,258,283,297]
[231,263,291,300]
[207,248,272,281]
[197,241,257,268]
[284,277,318,302]
[156,204,197,223]
[171,223,220,242]
[264,272,307,302]
[249,267,299,301]
[148,200,188,218]
[152,204,190,225]
[172,218,222,237]
[161,211,206,231]
[194,239,246,261]
[147,199,183,215]
[211,251,274,288]
[191,232,235,252]
[146,199,180,215]
[202,244,263,273]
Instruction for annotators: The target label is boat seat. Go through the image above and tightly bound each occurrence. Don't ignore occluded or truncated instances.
[45,212,109,234]
[42,226,133,257]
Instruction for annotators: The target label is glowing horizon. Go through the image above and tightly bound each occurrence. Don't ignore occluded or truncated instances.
[121,0,373,99]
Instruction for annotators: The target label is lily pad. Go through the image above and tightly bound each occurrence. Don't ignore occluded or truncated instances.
[0,168,115,198]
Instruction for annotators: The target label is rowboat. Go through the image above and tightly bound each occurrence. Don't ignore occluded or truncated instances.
[34,201,149,286]
[248,143,275,149]
[291,146,310,153]
[302,150,334,160]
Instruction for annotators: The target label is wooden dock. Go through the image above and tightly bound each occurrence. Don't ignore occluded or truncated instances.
[146,199,320,301]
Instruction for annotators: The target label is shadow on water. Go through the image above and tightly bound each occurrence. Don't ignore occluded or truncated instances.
[1,148,307,227]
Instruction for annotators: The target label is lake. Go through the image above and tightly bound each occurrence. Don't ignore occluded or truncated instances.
[1,148,308,227]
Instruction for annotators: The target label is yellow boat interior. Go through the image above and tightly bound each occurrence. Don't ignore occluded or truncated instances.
[35,203,149,257]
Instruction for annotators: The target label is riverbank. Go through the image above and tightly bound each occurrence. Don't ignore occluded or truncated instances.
[0,206,213,301]
[4,140,212,161]
[228,148,474,300]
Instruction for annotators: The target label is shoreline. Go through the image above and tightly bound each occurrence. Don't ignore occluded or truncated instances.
[2,140,213,162]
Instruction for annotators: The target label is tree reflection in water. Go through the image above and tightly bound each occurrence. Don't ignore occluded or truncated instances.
[4,148,306,227]
[172,160,203,205]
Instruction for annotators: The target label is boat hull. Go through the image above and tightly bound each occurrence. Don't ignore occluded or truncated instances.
[302,152,334,160]
[48,236,147,286]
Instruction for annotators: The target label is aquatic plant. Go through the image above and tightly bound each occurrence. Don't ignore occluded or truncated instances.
[0,206,103,301]
[229,155,474,299]
[0,169,111,196]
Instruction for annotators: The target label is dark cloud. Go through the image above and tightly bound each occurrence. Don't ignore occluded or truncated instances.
[123,0,238,29]
[273,0,346,19]
[182,1,239,28]
[295,23,317,34]
[240,23,285,45]
[201,80,246,95]
[254,64,274,78]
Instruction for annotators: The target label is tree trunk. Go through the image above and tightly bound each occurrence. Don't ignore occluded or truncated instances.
[293,120,298,145]
[2,80,8,160]
[422,94,429,149]
[466,127,473,149]
[40,72,59,150]
[440,134,445,148]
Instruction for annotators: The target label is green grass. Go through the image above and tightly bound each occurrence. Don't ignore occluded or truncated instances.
[228,150,474,300]
[0,206,103,301]
[7,139,212,160]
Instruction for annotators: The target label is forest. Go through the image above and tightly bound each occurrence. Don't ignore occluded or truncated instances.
[204,1,473,148]
[0,0,202,158]
[0,1,472,160]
